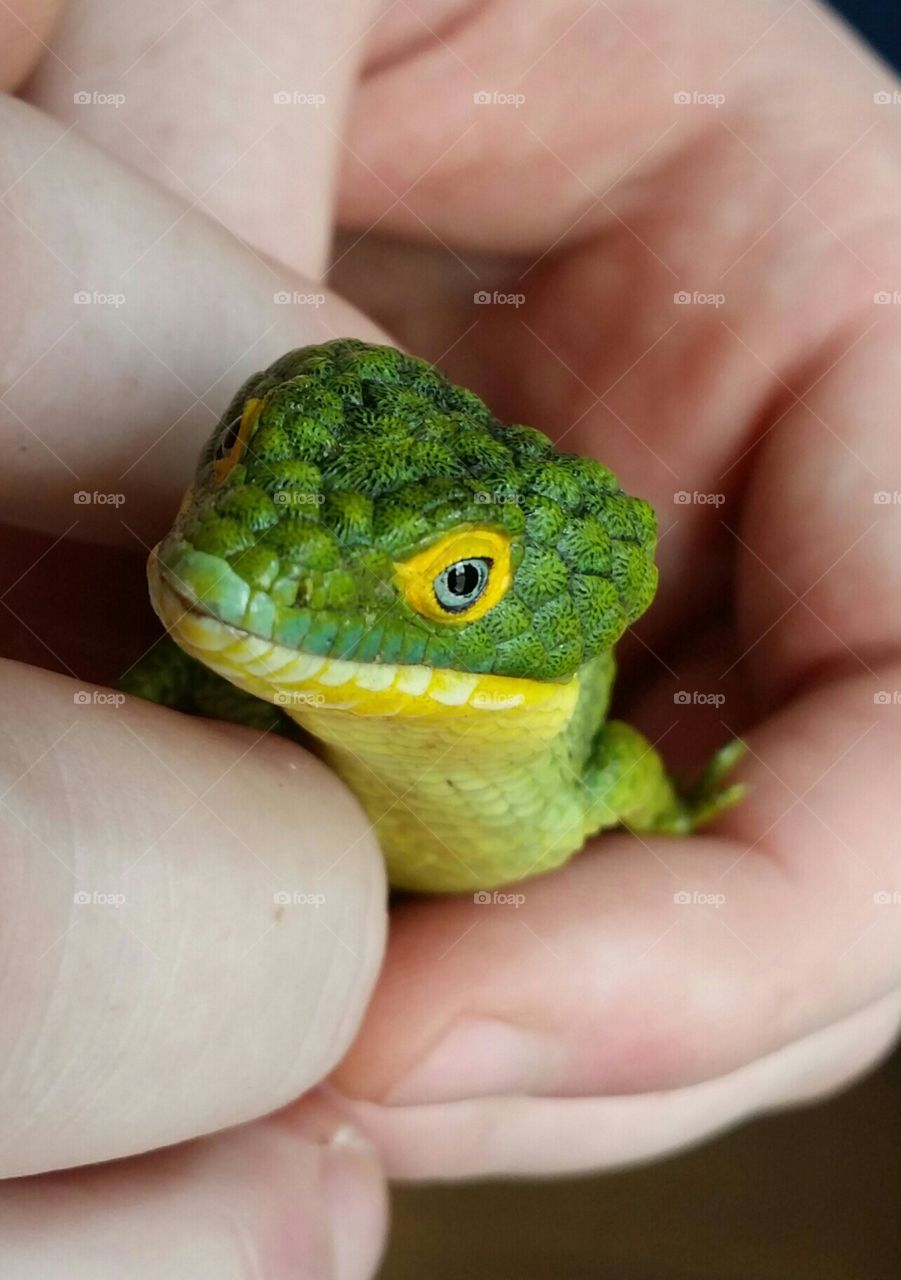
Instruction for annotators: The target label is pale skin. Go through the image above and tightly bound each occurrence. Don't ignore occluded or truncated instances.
[4,0,901,1271]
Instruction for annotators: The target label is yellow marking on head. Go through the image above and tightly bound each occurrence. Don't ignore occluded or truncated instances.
[393,525,512,624]
[212,397,263,485]
[175,483,196,521]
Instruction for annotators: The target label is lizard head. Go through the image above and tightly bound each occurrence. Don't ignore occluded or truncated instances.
[150,340,657,708]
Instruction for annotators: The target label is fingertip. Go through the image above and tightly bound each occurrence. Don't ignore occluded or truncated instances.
[322,1131,388,1280]
[0,661,389,1170]
[273,1092,388,1280]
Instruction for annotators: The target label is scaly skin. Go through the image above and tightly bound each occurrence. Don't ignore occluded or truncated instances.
[127,339,745,893]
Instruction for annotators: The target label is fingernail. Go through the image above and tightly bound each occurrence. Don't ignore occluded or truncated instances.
[383,1016,562,1105]
[322,1121,384,1280]
[326,1122,374,1155]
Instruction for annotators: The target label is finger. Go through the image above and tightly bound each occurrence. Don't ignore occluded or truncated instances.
[0,1,62,90]
[738,318,901,707]
[339,0,894,249]
[26,0,379,279]
[0,658,385,1175]
[0,1093,386,1279]
[341,991,901,1180]
[0,94,384,547]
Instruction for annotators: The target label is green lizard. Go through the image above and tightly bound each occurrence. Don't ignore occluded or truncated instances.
[126,339,744,893]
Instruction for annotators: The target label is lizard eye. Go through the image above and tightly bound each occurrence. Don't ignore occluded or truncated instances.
[212,398,263,483]
[434,558,491,613]
[393,528,513,625]
[215,416,242,460]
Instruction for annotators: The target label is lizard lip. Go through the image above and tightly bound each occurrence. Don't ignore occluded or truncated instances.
[149,552,218,624]
[147,547,574,720]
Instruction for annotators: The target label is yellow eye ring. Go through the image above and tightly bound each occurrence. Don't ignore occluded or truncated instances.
[394,526,513,624]
[212,397,263,484]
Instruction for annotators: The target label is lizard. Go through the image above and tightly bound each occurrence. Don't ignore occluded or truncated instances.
[125,338,744,893]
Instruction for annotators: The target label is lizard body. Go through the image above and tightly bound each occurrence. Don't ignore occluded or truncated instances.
[131,339,743,892]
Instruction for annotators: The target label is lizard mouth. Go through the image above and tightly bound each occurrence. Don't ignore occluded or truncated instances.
[148,547,571,721]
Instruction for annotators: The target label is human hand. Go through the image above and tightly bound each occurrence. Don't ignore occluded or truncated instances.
[11,0,901,1197]
[0,8,388,1273]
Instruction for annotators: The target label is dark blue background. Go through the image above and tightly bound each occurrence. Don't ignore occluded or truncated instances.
[833,0,900,69]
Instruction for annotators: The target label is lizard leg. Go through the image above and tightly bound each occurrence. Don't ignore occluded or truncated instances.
[583,720,746,835]
[119,636,295,736]
[118,635,206,711]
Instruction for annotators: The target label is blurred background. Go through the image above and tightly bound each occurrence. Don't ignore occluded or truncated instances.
[380,6,901,1276]
[833,1,900,70]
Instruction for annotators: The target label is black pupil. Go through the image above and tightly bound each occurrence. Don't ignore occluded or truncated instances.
[448,562,480,596]
[216,416,242,459]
